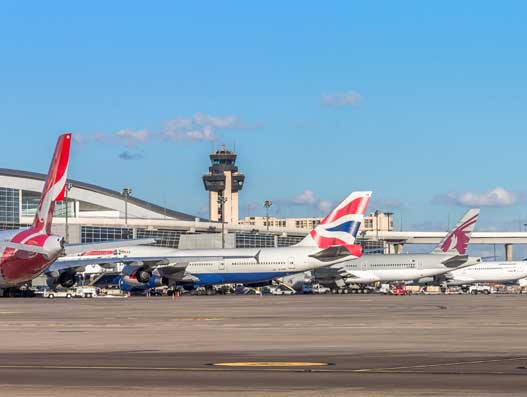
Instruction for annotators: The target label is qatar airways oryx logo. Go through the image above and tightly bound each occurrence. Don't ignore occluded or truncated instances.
[440,213,479,254]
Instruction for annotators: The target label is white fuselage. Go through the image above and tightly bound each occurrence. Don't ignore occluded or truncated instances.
[313,254,481,285]
[57,244,358,286]
[446,261,527,285]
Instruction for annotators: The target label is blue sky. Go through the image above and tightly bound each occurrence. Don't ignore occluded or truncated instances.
[1,1,527,236]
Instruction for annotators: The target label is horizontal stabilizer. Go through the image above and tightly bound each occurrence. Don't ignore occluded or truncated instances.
[0,241,50,256]
[441,255,469,268]
[309,244,362,262]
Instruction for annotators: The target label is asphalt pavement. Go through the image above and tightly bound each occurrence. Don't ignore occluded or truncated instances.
[0,294,525,396]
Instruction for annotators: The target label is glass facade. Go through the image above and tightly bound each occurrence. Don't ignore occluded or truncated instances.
[277,235,304,247]
[53,200,76,217]
[359,239,385,255]
[79,226,310,249]
[22,191,75,218]
[136,228,187,248]
[81,226,134,243]
[21,191,40,217]
[235,233,275,248]
[0,187,20,230]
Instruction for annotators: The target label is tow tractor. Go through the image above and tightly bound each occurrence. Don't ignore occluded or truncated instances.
[390,283,410,296]
[468,285,492,295]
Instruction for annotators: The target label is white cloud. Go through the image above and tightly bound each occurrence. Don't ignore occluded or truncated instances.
[162,112,245,143]
[193,113,240,129]
[115,129,150,147]
[321,91,362,107]
[434,187,518,207]
[162,126,216,142]
[165,117,193,131]
[74,112,253,149]
[293,189,317,205]
[71,132,109,145]
[290,190,335,215]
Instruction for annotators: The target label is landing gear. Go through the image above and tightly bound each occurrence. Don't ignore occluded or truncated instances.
[0,287,35,298]
[205,286,216,296]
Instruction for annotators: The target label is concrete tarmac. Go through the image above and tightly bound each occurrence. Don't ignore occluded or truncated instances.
[0,294,526,396]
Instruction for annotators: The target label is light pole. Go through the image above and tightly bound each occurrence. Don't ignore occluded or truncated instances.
[122,187,132,225]
[264,200,272,232]
[217,196,228,248]
[64,183,73,243]
[374,210,380,241]
[374,210,381,254]
[384,212,393,254]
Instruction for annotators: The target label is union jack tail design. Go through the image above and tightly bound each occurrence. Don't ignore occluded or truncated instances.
[32,133,72,234]
[296,191,372,253]
[432,208,480,255]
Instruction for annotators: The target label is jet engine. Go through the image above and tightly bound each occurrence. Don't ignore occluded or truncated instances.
[46,270,77,289]
[58,271,76,288]
[41,235,65,259]
[122,264,153,285]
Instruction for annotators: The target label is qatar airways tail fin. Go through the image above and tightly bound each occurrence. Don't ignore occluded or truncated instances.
[432,208,480,255]
[295,191,372,256]
[32,133,72,234]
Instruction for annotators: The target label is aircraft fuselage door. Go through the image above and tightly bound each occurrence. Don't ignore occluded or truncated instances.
[218,261,225,272]
[288,257,295,270]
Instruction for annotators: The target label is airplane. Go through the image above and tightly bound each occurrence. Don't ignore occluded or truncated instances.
[284,208,482,291]
[0,133,154,295]
[443,260,527,286]
[51,191,373,292]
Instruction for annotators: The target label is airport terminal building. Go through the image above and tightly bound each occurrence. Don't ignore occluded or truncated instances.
[1,166,524,259]
[0,168,311,250]
[0,168,388,252]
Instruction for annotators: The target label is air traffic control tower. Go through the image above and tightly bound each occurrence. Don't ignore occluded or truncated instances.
[202,147,245,224]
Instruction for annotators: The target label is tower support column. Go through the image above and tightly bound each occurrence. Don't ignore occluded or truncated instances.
[505,244,513,261]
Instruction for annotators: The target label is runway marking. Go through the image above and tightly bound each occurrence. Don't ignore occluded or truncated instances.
[354,356,527,372]
[212,362,331,367]
[0,357,525,375]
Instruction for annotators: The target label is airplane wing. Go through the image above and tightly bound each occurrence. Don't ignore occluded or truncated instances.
[314,266,380,284]
[63,238,156,256]
[0,241,49,255]
[336,268,381,283]
[0,238,157,257]
[49,251,262,274]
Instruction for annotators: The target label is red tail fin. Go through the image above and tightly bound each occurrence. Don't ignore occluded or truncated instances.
[33,133,72,233]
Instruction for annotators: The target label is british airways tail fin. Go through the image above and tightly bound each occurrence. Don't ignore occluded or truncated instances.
[432,208,480,255]
[295,191,372,255]
[32,133,72,234]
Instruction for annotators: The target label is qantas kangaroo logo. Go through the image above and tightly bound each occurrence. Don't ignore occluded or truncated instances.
[440,213,479,254]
